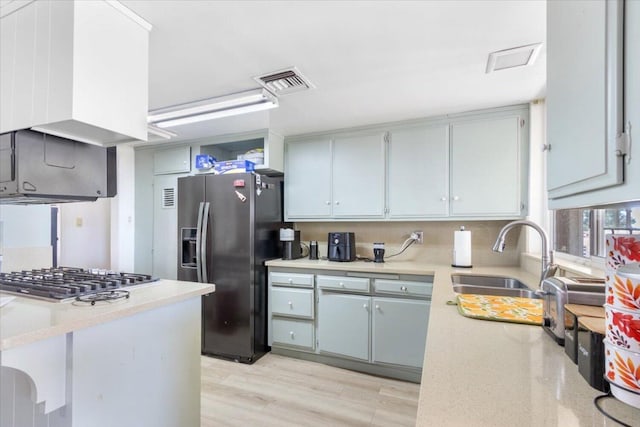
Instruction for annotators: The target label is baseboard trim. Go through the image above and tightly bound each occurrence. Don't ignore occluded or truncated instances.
[271,347,422,383]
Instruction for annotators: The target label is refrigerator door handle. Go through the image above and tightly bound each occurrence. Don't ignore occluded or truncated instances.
[195,202,205,283]
[201,202,211,283]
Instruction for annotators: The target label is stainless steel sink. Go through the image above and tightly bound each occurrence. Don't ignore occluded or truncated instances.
[451,274,541,299]
[451,274,529,289]
[452,284,541,299]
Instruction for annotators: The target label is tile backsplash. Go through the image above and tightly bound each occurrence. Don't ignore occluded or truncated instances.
[294,220,522,266]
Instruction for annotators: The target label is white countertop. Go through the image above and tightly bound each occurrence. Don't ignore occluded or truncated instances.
[265,257,436,276]
[0,280,214,351]
[265,258,640,426]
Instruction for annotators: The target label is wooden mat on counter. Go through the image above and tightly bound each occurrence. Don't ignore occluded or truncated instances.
[456,294,543,325]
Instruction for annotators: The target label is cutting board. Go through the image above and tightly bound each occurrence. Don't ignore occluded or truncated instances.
[564,304,605,318]
[456,294,543,325]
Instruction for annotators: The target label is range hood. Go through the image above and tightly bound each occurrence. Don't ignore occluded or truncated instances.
[0,130,116,204]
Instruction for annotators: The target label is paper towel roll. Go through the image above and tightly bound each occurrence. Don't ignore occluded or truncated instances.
[452,227,472,268]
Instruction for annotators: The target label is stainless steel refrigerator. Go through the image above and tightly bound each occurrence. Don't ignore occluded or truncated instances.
[177,173,283,363]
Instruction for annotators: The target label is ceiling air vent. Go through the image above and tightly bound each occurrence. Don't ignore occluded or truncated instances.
[254,67,315,96]
[486,43,542,73]
[162,187,176,209]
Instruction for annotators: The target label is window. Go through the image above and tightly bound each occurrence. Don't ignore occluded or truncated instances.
[554,203,640,259]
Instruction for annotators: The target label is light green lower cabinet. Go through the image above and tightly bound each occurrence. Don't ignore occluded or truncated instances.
[372,297,429,368]
[271,287,314,319]
[268,269,432,382]
[317,293,370,361]
[268,272,316,352]
[272,318,315,349]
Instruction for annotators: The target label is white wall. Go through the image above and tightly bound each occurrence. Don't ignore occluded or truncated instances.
[0,205,52,272]
[134,148,154,275]
[56,145,136,271]
[0,205,50,248]
[110,145,136,272]
[526,100,550,255]
[58,199,111,269]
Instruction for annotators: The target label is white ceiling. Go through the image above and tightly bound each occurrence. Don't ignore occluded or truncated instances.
[121,0,546,143]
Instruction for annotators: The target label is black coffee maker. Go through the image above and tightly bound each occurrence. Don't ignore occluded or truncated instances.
[280,228,302,260]
[327,232,356,262]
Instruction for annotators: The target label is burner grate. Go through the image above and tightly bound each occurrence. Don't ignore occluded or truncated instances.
[74,290,131,306]
[0,267,157,301]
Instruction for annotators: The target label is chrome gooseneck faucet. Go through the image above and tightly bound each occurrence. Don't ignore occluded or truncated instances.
[492,220,558,286]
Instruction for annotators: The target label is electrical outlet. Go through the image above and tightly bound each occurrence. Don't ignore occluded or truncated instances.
[412,231,423,244]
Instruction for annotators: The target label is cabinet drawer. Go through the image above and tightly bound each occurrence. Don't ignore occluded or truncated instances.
[270,272,314,288]
[374,279,432,297]
[317,275,370,292]
[272,318,314,349]
[271,288,314,319]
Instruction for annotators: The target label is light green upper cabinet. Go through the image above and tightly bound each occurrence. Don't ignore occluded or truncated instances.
[450,115,524,217]
[285,132,386,220]
[284,105,528,221]
[332,132,386,218]
[153,146,191,175]
[388,124,449,218]
[546,0,626,201]
[285,138,332,218]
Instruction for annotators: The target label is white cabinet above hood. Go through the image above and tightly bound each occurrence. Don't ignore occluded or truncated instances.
[0,0,150,145]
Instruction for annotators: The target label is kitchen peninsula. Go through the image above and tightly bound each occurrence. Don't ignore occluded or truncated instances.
[265,258,640,426]
[0,280,213,427]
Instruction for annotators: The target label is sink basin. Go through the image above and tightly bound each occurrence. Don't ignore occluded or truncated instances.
[451,274,529,289]
[451,274,541,299]
[452,284,541,299]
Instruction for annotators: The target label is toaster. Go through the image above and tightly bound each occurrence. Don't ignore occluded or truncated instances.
[541,277,605,345]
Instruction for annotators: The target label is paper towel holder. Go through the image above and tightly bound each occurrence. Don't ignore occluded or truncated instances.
[452,226,473,268]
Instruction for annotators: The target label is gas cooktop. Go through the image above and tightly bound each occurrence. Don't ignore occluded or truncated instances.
[0,267,158,302]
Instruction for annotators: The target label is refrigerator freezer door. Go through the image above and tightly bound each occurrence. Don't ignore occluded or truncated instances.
[177,175,205,283]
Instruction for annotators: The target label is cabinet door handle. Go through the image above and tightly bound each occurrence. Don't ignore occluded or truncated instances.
[375,304,380,310]
[363,304,368,309]
[288,278,293,284]
[400,286,408,292]
[288,301,293,307]
[440,196,447,201]
[340,282,345,288]
[453,196,460,201]
[325,200,331,205]
[335,201,340,205]
[289,331,295,339]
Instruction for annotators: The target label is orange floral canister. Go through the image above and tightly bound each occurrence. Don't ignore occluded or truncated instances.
[606,263,640,310]
[605,235,640,275]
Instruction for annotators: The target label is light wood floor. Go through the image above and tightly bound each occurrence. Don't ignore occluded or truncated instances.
[201,353,420,426]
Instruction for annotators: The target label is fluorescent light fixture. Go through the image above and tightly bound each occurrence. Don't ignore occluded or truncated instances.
[147,125,177,140]
[486,43,542,73]
[147,89,278,128]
